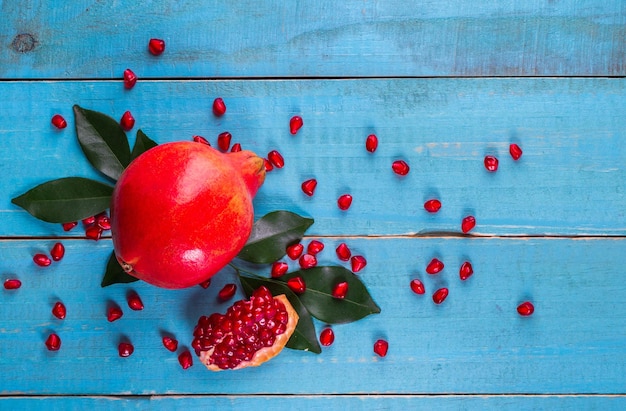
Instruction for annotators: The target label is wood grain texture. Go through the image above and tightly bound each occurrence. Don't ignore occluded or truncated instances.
[1,1,625,78]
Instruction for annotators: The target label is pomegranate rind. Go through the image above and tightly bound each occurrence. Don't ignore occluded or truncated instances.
[199,294,299,371]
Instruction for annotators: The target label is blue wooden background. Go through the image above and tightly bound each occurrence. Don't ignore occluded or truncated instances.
[1,1,625,410]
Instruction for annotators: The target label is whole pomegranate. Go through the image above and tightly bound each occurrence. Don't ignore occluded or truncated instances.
[111,141,266,288]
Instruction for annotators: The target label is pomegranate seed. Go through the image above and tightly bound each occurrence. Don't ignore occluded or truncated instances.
[218,283,237,301]
[307,240,324,255]
[50,242,65,262]
[319,327,335,346]
[365,134,378,153]
[82,216,95,226]
[373,339,388,357]
[337,194,353,211]
[426,258,444,275]
[148,38,165,55]
[263,158,274,172]
[332,281,349,299]
[193,135,210,145]
[267,150,285,168]
[162,336,179,352]
[351,255,367,273]
[33,254,51,267]
[286,276,306,294]
[123,69,138,89]
[484,155,499,172]
[289,115,303,135]
[517,301,535,316]
[120,111,135,131]
[424,199,442,213]
[286,243,304,260]
[461,215,476,234]
[198,279,211,289]
[459,261,474,281]
[85,225,103,241]
[178,350,193,369]
[107,306,123,322]
[230,143,242,152]
[299,253,317,269]
[62,221,78,231]
[212,97,226,117]
[432,288,449,304]
[392,160,410,176]
[301,179,317,197]
[51,114,67,129]
[217,131,232,151]
[118,342,134,357]
[410,279,425,295]
[271,261,289,278]
[45,333,61,351]
[335,243,351,261]
[127,291,144,311]
[4,279,21,290]
[52,301,66,319]
[97,216,111,231]
[510,143,523,160]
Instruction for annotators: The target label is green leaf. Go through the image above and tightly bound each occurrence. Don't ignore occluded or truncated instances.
[238,211,314,264]
[282,266,381,324]
[130,129,158,160]
[11,177,114,223]
[239,274,321,354]
[73,105,131,181]
[101,251,140,287]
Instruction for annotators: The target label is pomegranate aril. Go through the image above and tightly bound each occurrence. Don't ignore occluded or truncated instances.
[127,291,144,311]
[286,276,306,294]
[267,150,285,168]
[162,336,179,352]
[459,261,474,281]
[120,111,135,131]
[51,114,67,129]
[271,261,289,278]
[332,281,349,299]
[286,243,304,260]
[307,240,324,255]
[410,279,425,295]
[33,254,51,267]
[335,243,351,261]
[107,306,123,322]
[118,342,134,357]
[365,134,378,153]
[432,288,449,304]
[212,97,226,117]
[424,199,442,213]
[45,333,61,351]
[373,339,388,357]
[337,194,353,211]
[289,115,303,135]
[517,301,534,316]
[97,216,111,230]
[264,158,274,172]
[509,143,523,160]
[392,160,410,176]
[198,279,212,289]
[230,143,242,152]
[85,225,103,241]
[52,301,67,320]
[461,215,476,234]
[178,350,193,369]
[301,178,317,197]
[4,279,21,290]
[299,253,317,269]
[218,283,237,301]
[82,216,95,226]
[484,155,499,172]
[50,242,65,262]
[62,221,78,231]
[351,255,367,273]
[426,258,444,275]
[123,68,138,89]
[148,38,165,55]
[319,327,335,346]
[217,131,232,151]
[193,135,210,145]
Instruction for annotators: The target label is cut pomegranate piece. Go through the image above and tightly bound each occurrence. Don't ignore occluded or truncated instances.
[267,150,285,168]
[461,215,476,233]
[484,155,499,172]
[271,261,289,278]
[307,240,324,255]
[62,221,78,231]
[319,327,335,346]
[148,38,165,55]
[410,279,425,295]
[459,261,474,281]
[107,306,123,322]
[123,69,138,89]
[118,342,134,357]
[52,301,66,320]
[193,135,210,145]
[162,336,179,352]
[45,333,61,351]
[33,254,51,267]
[509,143,523,160]
[51,114,67,129]
[298,253,317,269]
[50,242,65,262]
[335,243,351,261]
[425,258,444,275]
[217,131,232,152]
[212,97,226,117]
[337,194,353,211]
[517,301,534,316]
[392,160,410,176]
[120,111,135,131]
[331,281,348,299]
[351,255,367,273]
[178,350,193,369]
[301,179,317,197]
[4,279,21,290]
[230,143,242,152]
[432,288,449,304]
[218,283,237,302]
[286,243,304,260]
[289,116,303,135]
[365,134,378,153]
[286,276,306,294]
[423,199,441,213]
[127,291,144,311]
[198,279,212,289]
[373,339,388,357]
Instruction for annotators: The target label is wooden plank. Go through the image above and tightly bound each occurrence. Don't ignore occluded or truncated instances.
[1,1,625,78]
[2,79,626,237]
[1,237,625,395]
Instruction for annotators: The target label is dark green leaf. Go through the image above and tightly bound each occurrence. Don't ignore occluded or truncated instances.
[239,274,321,354]
[101,251,140,287]
[73,105,131,181]
[130,129,158,160]
[282,266,381,324]
[11,177,114,223]
[238,211,314,264]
